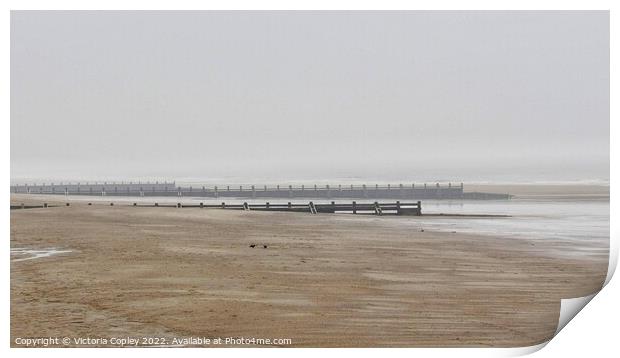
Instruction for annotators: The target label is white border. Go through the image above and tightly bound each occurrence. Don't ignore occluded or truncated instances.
[3,1,617,357]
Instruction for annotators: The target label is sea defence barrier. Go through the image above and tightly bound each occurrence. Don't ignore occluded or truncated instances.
[10,200,423,216]
[10,182,511,200]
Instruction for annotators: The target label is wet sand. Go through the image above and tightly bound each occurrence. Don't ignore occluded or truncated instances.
[10,194,607,347]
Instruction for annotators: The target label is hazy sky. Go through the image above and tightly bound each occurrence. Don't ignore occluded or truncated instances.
[11,11,609,183]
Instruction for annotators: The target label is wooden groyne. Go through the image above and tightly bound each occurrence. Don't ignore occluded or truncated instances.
[11,200,422,216]
[166,201,423,216]
[10,182,512,200]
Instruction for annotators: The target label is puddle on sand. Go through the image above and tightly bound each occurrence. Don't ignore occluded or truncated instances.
[11,247,72,262]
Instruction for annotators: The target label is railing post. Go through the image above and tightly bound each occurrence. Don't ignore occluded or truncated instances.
[352,201,356,214]
[417,201,422,216]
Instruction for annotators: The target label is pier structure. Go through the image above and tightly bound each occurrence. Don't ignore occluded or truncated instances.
[10,181,511,200]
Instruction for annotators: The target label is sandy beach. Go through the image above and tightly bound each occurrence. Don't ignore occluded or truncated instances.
[10,194,608,347]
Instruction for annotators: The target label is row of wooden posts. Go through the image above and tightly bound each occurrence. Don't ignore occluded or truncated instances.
[13,201,423,216]
[12,182,462,198]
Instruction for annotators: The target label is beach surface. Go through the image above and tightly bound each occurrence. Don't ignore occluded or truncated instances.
[10,194,608,347]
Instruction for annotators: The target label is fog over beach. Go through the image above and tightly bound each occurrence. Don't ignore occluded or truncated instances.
[11,11,609,184]
[10,11,609,348]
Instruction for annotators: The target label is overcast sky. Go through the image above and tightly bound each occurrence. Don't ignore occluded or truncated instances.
[11,11,609,184]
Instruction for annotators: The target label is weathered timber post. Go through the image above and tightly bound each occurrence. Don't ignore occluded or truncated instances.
[266,202,270,209]
[177,203,181,208]
[331,201,335,213]
[374,201,382,215]
[288,202,292,209]
[308,201,317,214]
[44,203,48,208]
[417,201,422,216]
[352,201,357,214]
[396,201,401,215]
